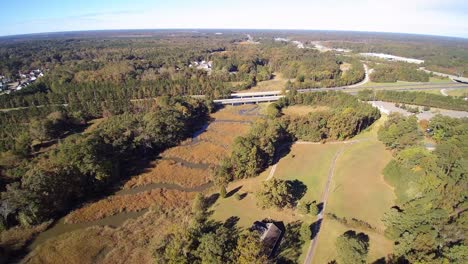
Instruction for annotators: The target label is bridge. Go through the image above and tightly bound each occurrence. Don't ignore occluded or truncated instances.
[213,82,468,105]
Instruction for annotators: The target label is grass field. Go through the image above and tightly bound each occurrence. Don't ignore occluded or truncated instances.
[362,76,452,87]
[313,117,395,263]
[212,115,395,263]
[126,105,258,189]
[282,105,330,116]
[314,219,394,263]
[238,72,291,92]
[211,142,344,263]
[446,89,468,97]
[25,207,191,264]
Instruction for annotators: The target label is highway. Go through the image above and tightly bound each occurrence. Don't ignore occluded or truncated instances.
[213,82,468,105]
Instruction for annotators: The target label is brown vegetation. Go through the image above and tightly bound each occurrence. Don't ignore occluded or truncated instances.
[282,105,330,116]
[24,207,191,264]
[124,159,210,189]
[0,221,52,261]
[65,189,193,224]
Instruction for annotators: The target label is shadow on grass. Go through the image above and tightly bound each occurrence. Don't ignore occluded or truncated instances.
[287,180,307,204]
[205,193,220,208]
[223,216,240,229]
[226,185,242,197]
[317,202,324,215]
[311,219,323,240]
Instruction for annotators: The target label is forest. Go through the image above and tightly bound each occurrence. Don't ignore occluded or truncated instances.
[0,96,209,229]
[378,114,467,263]
[369,63,430,83]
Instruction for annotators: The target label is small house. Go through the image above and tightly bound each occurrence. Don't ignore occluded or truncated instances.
[252,221,283,258]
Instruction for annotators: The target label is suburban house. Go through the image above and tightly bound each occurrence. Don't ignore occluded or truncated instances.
[252,221,283,258]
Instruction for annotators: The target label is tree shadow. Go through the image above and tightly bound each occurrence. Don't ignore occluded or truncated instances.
[226,185,242,197]
[372,258,386,264]
[317,202,324,215]
[205,193,220,208]
[223,216,240,229]
[286,180,307,204]
[310,219,323,240]
[238,192,248,200]
[272,141,293,165]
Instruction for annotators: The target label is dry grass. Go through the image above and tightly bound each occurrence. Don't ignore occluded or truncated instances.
[238,72,291,92]
[125,106,255,188]
[211,104,261,121]
[162,141,228,166]
[0,221,52,257]
[65,189,193,224]
[340,62,351,73]
[282,105,330,116]
[24,207,192,264]
[124,159,210,189]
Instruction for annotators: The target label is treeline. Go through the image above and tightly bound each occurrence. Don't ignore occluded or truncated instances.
[378,114,467,263]
[278,91,381,141]
[370,64,430,83]
[358,89,468,111]
[0,97,209,229]
[325,36,468,77]
[215,92,380,185]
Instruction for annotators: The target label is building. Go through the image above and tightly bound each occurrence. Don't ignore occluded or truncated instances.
[252,221,283,258]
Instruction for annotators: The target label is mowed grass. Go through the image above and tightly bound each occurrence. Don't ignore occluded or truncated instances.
[238,72,292,92]
[362,76,452,87]
[274,143,342,203]
[446,89,468,97]
[314,219,394,263]
[282,105,330,116]
[314,116,395,263]
[328,139,394,230]
[211,143,342,227]
[211,142,344,263]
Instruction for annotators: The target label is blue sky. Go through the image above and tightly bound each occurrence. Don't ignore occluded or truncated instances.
[1,0,467,38]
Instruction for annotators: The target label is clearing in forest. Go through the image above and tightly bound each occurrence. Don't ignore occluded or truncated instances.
[282,105,330,116]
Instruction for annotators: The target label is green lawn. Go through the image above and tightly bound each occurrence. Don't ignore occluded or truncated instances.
[274,144,342,204]
[211,143,341,228]
[446,89,468,97]
[211,116,396,263]
[314,219,394,263]
[314,116,395,263]
[362,77,452,87]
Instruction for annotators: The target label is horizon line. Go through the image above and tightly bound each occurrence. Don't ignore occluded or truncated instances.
[1,28,467,40]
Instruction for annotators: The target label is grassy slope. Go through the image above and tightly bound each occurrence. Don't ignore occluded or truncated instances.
[314,117,395,263]
[238,72,291,92]
[362,76,452,87]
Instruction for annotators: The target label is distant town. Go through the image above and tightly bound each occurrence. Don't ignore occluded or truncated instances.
[0,69,45,94]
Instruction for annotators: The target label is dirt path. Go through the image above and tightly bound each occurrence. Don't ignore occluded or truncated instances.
[440,88,449,96]
[303,146,347,264]
[265,163,278,181]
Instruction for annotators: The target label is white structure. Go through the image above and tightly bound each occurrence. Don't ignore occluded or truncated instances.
[360,53,424,64]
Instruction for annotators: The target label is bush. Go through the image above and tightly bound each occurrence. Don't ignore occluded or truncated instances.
[297,202,309,214]
[234,193,241,200]
[300,222,311,241]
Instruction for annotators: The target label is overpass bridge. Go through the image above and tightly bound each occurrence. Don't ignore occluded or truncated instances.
[213,82,468,105]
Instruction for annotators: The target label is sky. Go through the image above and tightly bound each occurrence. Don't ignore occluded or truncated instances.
[1,0,468,38]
